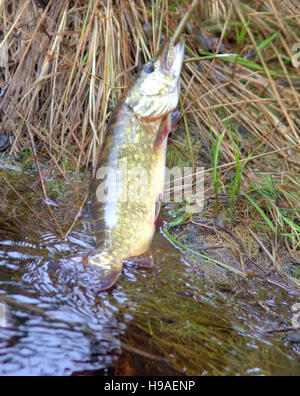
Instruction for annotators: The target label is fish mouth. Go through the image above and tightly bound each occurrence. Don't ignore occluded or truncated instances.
[159,38,185,76]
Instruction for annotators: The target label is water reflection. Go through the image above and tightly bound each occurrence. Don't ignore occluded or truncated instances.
[0,216,125,375]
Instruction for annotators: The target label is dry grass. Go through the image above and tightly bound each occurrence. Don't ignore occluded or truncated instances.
[0,1,299,165]
[0,0,300,280]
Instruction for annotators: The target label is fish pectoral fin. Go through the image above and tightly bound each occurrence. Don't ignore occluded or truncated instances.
[170,109,181,132]
[155,193,163,226]
[125,250,154,268]
[153,109,181,150]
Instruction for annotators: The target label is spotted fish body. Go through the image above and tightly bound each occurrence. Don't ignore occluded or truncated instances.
[88,39,185,290]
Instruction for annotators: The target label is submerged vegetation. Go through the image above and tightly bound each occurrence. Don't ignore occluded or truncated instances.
[0,0,300,375]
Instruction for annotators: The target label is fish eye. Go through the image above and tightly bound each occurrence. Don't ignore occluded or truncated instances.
[144,63,155,74]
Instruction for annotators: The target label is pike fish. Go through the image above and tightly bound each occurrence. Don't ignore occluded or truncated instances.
[51,39,185,291]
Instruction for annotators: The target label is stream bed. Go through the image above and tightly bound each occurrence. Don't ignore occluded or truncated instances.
[0,162,299,376]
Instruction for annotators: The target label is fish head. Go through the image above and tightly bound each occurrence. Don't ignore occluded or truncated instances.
[125,38,185,119]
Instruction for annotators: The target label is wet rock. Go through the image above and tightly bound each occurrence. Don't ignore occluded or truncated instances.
[286,332,300,344]
[33,0,50,8]
[143,23,152,40]
[0,133,9,152]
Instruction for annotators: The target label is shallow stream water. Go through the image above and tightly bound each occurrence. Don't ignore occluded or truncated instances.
[0,163,299,376]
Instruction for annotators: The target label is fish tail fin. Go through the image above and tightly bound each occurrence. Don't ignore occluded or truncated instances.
[48,250,123,292]
[88,250,123,291]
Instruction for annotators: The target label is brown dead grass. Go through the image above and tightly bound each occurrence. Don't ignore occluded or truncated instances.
[0,1,299,166]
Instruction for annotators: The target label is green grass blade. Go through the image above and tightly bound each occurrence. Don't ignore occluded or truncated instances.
[168,213,192,228]
[162,229,245,277]
[242,191,276,232]
[257,32,279,51]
